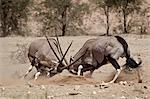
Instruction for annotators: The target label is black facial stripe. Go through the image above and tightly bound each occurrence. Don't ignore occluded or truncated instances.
[126,58,139,68]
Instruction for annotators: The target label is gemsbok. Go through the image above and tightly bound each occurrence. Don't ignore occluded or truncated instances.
[24,36,72,80]
[58,36,142,84]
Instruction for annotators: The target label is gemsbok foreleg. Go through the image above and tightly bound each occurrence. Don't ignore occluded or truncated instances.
[23,65,33,78]
[105,55,122,84]
[77,65,83,76]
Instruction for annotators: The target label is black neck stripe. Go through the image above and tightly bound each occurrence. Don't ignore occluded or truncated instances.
[115,36,129,58]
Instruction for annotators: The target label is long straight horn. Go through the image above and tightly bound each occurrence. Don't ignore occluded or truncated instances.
[45,35,61,62]
[59,41,73,65]
[60,49,88,71]
[55,33,69,65]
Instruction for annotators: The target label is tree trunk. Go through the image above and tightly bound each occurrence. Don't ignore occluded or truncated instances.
[1,11,9,37]
[106,6,110,36]
[62,24,66,36]
[61,7,67,36]
[0,1,9,37]
[123,8,128,34]
[1,22,7,37]
[104,6,110,36]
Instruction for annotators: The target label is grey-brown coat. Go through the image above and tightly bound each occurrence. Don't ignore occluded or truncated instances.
[67,36,141,84]
[24,37,71,80]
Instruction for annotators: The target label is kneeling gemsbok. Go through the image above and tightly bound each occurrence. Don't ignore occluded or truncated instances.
[24,35,72,81]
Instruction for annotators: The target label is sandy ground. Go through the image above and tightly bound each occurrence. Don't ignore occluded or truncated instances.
[0,35,150,99]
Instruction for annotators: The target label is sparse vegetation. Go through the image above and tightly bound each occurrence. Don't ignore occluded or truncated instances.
[0,0,149,36]
[0,0,30,37]
[92,0,146,35]
[112,0,142,34]
[41,0,90,36]
[92,0,115,35]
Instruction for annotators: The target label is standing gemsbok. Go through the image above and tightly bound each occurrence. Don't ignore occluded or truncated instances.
[58,36,142,84]
[23,36,72,80]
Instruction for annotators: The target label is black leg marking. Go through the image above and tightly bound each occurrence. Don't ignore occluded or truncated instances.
[107,55,120,70]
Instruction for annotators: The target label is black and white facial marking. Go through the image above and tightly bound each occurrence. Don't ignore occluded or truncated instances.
[126,57,142,68]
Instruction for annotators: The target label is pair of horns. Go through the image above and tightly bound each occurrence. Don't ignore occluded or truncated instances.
[59,49,88,71]
[55,33,69,65]
[45,35,72,67]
